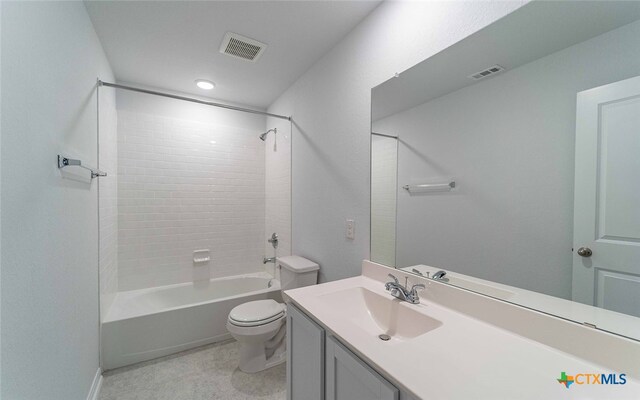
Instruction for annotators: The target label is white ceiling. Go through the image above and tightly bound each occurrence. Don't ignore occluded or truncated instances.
[85,0,381,109]
[372,1,640,121]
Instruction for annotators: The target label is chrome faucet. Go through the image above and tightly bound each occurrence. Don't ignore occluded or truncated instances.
[263,257,276,264]
[412,268,430,278]
[384,274,425,304]
[432,270,448,281]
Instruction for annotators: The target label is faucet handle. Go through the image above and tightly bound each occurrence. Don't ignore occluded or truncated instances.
[387,274,399,285]
[410,283,426,292]
[408,283,425,304]
[268,233,279,248]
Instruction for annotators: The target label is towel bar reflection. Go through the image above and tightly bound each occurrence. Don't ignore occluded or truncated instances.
[57,155,107,179]
[403,181,455,193]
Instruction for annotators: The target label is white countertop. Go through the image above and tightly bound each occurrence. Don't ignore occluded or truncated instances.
[404,264,640,341]
[285,264,640,399]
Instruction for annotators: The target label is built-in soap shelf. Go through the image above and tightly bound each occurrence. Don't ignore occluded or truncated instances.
[193,249,210,264]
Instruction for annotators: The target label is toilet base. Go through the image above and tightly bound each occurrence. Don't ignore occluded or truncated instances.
[238,347,286,373]
[227,317,288,374]
[237,328,286,373]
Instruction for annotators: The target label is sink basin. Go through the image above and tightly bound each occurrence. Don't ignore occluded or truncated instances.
[318,287,442,342]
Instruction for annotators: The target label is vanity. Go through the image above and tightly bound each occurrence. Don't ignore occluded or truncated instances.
[284,261,640,400]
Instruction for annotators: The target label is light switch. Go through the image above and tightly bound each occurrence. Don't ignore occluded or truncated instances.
[346,219,355,240]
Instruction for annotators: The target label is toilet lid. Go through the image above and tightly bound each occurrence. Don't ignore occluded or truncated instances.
[229,300,285,326]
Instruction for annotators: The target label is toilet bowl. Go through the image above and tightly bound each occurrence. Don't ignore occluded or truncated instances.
[227,256,319,373]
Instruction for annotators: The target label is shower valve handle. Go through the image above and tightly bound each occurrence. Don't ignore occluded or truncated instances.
[268,233,279,248]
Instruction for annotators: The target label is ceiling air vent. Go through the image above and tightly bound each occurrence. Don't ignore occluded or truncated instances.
[468,65,505,80]
[219,32,267,62]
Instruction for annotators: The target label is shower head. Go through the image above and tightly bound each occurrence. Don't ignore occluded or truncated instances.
[259,128,277,141]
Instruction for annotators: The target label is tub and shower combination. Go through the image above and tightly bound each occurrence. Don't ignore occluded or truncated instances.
[98,81,292,371]
[101,272,281,370]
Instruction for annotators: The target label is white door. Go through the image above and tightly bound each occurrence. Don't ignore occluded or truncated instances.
[573,75,640,318]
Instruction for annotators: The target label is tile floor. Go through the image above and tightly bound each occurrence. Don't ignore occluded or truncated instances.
[99,340,286,400]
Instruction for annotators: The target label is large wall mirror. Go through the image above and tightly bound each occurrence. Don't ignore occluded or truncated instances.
[370,1,640,341]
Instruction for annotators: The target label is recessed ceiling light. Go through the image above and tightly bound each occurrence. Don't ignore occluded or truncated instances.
[195,79,215,90]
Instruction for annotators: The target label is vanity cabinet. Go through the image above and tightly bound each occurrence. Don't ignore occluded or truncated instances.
[325,335,399,400]
[286,303,325,400]
[287,304,413,400]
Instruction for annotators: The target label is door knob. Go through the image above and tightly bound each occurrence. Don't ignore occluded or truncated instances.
[577,247,592,257]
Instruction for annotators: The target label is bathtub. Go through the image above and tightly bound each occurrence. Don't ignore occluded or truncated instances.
[101,272,281,370]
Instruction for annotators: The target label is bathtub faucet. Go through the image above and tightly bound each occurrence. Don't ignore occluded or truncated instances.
[263,257,276,264]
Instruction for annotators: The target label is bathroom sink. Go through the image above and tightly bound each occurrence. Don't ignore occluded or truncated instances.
[318,287,442,342]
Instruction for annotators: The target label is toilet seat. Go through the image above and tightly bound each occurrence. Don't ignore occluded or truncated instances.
[228,300,285,327]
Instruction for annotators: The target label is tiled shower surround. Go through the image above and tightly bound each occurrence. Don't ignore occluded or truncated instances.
[264,117,292,261]
[99,89,119,314]
[117,111,266,291]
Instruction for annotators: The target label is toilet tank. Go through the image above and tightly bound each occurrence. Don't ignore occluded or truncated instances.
[277,256,319,291]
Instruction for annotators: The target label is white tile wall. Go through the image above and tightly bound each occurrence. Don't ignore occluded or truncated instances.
[99,88,119,316]
[264,119,292,275]
[117,110,266,291]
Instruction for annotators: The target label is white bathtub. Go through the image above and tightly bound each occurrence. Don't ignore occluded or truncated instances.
[101,272,281,370]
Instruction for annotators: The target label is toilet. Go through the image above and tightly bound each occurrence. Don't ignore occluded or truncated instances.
[226,255,319,373]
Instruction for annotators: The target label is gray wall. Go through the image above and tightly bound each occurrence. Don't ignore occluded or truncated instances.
[267,1,526,282]
[1,2,115,398]
[374,20,640,299]
[0,2,3,394]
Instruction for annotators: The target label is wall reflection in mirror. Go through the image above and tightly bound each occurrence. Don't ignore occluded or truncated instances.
[371,132,398,267]
[370,1,640,341]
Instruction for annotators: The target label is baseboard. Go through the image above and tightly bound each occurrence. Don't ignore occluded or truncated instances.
[86,368,103,400]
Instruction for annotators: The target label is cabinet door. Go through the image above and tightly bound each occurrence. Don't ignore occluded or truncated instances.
[287,304,325,400]
[326,336,399,400]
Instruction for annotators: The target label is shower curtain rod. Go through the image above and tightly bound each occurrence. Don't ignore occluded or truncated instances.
[98,80,291,121]
[371,131,398,139]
